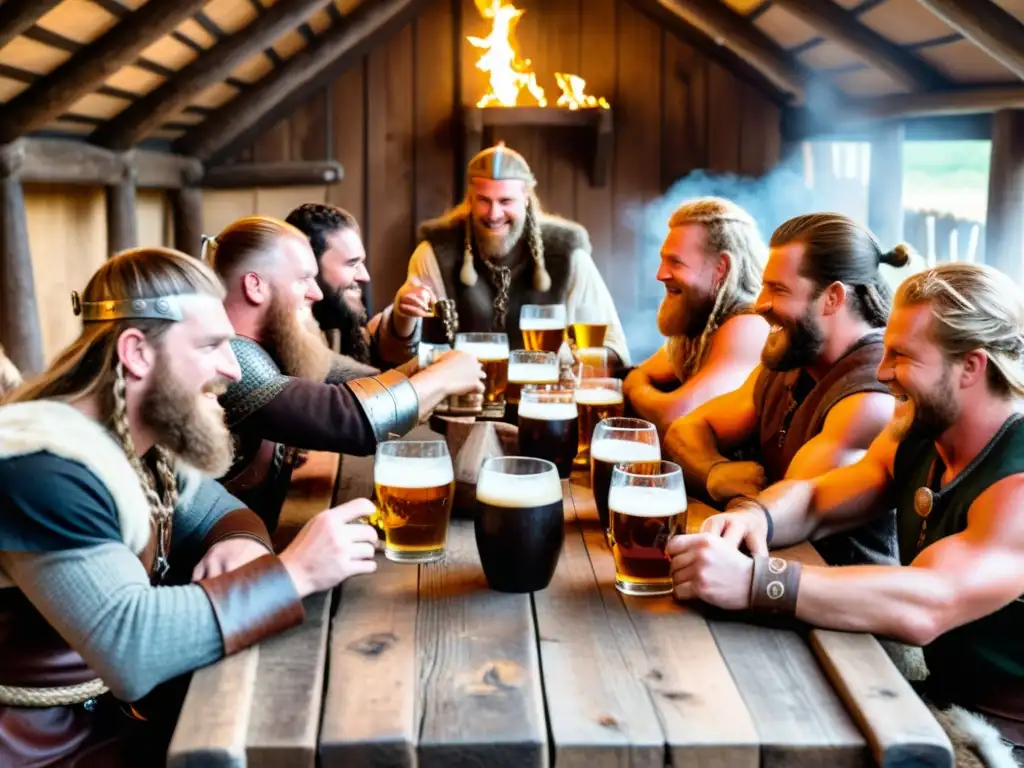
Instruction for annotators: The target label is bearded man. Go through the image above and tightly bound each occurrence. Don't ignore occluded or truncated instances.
[0,247,380,766]
[396,142,630,367]
[207,215,485,531]
[0,344,21,399]
[667,263,1024,765]
[665,212,910,566]
[622,198,769,434]
[284,203,428,374]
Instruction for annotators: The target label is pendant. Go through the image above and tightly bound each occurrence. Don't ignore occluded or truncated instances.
[913,486,934,518]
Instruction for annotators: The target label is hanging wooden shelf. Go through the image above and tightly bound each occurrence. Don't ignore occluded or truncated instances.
[462,106,614,188]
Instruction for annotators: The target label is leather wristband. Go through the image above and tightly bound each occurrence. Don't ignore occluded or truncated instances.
[198,554,305,655]
[200,508,274,554]
[749,556,801,615]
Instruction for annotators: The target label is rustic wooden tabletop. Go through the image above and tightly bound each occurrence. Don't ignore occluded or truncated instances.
[167,429,954,768]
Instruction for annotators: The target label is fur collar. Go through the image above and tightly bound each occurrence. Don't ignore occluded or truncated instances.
[418,204,592,255]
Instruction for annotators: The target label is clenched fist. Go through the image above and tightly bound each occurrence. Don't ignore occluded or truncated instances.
[278,498,379,598]
[428,349,486,396]
[394,277,436,319]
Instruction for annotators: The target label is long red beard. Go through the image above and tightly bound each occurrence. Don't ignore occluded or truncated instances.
[262,292,333,381]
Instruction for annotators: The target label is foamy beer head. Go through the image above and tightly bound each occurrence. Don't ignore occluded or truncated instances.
[518,385,579,478]
[476,456,565,592]
[590,417,661,530]
[520,304,567,353]
[608,460,686,596]
[374,440,455,563]
[574,378,625,461]
[507,350,559,404]
[455,332,509,404]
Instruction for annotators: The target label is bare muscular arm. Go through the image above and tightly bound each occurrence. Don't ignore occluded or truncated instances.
[625,315,768,434]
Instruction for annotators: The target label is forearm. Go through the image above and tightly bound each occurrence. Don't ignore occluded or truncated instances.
[794,563,951,645]
[627,384,700,435]
[173,476,270,554]
[325,353,380,384]
[669,421,730,489]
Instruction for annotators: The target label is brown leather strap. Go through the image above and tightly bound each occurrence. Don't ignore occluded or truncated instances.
[198,554,305,655]
[749,556,802,615]
[222,439,277,495]
[199,509,274,554]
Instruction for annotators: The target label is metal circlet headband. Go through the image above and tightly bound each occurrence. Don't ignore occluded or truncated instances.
[71,291,185,323]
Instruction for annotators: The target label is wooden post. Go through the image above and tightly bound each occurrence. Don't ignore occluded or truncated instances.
[105,159,138,257]
[171,185,204,259]
[0,143,44,375]
[867,122,905,247]
[985,110,1024,282]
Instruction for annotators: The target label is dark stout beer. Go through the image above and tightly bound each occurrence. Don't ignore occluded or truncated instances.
[374,454,455,563]
[475,459,564,592]
[608,485,684,596]
[517,396,579,479]
[590,439,661,530]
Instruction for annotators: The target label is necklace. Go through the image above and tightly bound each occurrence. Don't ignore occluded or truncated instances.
[914,461,939,549]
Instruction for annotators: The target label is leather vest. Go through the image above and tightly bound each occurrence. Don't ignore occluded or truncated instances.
[417,211,587,348]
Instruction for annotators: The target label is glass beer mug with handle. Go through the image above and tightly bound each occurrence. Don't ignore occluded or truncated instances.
[608,460,686,596]
[506,349,559,406]
[520,304,567,354]
[518,384,579,479]
[590,417,660,533]
[373,440,455,563]
[573,377,625,469]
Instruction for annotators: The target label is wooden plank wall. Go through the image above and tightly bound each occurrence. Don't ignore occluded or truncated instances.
[229,0,783,353]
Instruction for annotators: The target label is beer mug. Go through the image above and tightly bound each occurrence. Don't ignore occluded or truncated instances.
[454,332,509,409]
[520,304,567,354]
[569,306,609,350]
[518,384,579,479]
[373,440,455,563]
[608,460,686,596]
[590,417,660,533]
[506,350,559,405]
[475,456,565,593]
[574,378,625,468]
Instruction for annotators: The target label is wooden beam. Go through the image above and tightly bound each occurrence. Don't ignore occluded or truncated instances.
[171,186,205,259]
[0,0,209,144]
[985,110,1024,282]
[174,0,433,163]
[9,138,201,189]
[105,163,138,257]
[783,110,991,141]
[89,0,332,149]
[914,0,1024,82]
[654,0,810,101]
[0,0,63,50]
[772,0,950,91]
[867,122,905,247]
[0,145,44,375]
[199,160,344,188]
[828,85,1024,124]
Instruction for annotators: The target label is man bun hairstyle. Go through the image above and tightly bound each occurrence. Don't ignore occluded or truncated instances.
[285,203,360,262]
[770,212,913,328]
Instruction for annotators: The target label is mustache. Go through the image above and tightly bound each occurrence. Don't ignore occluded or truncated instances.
[202,377,231,397]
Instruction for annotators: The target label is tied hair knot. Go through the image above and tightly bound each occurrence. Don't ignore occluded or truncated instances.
[200,234,217,265]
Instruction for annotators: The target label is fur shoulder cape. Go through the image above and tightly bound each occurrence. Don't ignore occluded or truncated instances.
[418,205,592,256]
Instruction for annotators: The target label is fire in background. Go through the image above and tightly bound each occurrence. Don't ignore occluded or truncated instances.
[468,0,611,110]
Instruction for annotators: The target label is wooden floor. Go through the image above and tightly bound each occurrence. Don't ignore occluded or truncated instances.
[167,430,954,767]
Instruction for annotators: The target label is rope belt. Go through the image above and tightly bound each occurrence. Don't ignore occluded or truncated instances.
[0,678,109,707]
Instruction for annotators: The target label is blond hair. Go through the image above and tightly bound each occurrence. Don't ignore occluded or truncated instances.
[7,247,226,524]
[204,215,310,284]
[896,263,1024,397]
[0,345,22,400]
[666,197,767,378]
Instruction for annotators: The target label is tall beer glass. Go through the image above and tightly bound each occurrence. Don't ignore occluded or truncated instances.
[455,332,509,406]
[518,385,579,479]
[570,306,609,350]
[520,304,567,353]
[475,456,565,592]
[609,460,686,596]
[590,418,660,532]
[507,350,559,405]
[574,378,625,468]
[374,440,455,563]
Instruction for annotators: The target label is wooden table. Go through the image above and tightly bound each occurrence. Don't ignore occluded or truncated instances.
[167,438,954,767]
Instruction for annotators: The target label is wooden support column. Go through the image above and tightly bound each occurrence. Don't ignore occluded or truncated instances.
[0,143,44,374]
[985,110,1024,282]
[171,185,205,259]
[867,122,905,248]
[105,159,138,257]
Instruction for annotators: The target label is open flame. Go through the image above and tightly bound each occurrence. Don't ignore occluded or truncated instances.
[468,0,609,109]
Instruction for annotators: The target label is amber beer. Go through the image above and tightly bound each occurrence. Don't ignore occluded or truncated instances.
[590,438,661,531]
[506,351,559,405]
[454,333,509,406]
[517,387,579,479]
[520,304,567,354]
[373,441,455,563]
[571,322,608,349]
[608,478,685,596]
[574,379,625,466]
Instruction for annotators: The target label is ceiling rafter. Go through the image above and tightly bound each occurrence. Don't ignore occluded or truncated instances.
[913,0,1024,82]
[0,0,64,51]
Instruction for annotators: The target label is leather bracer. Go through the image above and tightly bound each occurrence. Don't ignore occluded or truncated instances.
[346,369,420,442]
[197,554,305,655]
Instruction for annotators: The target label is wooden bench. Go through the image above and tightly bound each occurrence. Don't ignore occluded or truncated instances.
[168,437,954,767]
